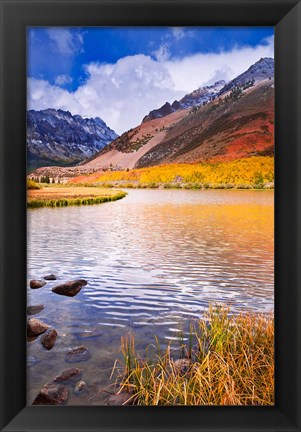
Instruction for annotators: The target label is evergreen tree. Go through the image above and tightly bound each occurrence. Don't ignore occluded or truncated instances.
[230,86,243,101]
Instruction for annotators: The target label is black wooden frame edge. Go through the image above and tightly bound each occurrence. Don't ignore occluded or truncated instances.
[0,0,300,431]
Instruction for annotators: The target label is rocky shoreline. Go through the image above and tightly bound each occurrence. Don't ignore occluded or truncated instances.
[28,274,90,404]
[27,273,130,405]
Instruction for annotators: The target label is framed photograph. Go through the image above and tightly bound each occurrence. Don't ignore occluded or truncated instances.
[0,0,300,431]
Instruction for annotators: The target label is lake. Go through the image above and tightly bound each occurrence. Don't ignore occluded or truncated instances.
[27,189,274,405]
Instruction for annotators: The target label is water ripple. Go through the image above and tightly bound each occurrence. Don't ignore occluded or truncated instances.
[27,189,274,403]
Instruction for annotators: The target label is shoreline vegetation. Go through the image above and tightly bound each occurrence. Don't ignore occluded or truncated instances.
[69,156,274,190]
[27,184,127,208]
[112,306,274,406]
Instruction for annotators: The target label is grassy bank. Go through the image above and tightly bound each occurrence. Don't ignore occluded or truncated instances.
[27,185,127,208]
[114,306,274,405]
[70,156,274,190]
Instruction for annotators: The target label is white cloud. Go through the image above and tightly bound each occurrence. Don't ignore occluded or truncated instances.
[54,74,73,86]
[169,27,196,41]
[27,36,274,135]
[28,55,183,134]
[153,28,196,62]
[27,78,82,113]
[152,43,171,62]
[171,27,186,41]
[47,29,84,56]
[164,36,274,92]
[262,35,274,47]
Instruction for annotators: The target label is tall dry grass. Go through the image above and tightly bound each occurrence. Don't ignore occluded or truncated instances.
[115,306,274,405]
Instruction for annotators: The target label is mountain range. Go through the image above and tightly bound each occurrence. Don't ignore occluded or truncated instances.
[27,109,118,170]
[29,57,274,178]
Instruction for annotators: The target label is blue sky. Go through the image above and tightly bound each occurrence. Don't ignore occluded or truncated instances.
[27,27,274,133]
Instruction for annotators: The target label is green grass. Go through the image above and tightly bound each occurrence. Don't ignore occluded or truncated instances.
[113,306,274,405]
[27,191,127,208]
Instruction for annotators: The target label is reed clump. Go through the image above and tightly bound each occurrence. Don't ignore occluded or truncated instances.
[115,306,274,406]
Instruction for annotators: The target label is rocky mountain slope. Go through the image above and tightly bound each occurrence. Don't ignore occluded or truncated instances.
[27,109,118,170]
[142,80,226,123]
[136,79,274,167]
[218,57,274,95]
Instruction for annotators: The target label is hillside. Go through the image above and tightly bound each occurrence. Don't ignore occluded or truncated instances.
[78,80,273,171]
[136,79,274,167]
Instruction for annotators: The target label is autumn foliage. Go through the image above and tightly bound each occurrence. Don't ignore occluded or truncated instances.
[70,156,274,189]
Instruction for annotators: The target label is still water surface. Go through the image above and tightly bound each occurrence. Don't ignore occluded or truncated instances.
[27,189,274,404]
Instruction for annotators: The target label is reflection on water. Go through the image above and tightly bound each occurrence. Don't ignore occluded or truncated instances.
[27,189,274,405]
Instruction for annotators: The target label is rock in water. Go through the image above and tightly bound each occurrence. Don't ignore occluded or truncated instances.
[76,328,104,340]
[40,328,58,350]
[52,280,87,297]
[32,383,69,405]
[27,335,38,343]
[44,274,57,280]
[52,368,83,386]
[27,318,50,337]
[65,345,90,363]
[73,380,89,397]
[30,279,46,289]
[27,304,45,315]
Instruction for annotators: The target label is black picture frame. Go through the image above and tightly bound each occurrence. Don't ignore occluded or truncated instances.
[0,0,300,431]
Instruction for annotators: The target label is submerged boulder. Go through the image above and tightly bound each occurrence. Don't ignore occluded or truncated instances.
[29,279,46,289]
[32,383,69,405]
[65,345,90,363]
[76,328,104,340]
[44,274,57,280]
[52,280,87,297]
[52,368,83,386]
[27,304,45,315]
[40,328,57,350]
[27,318,50,337]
